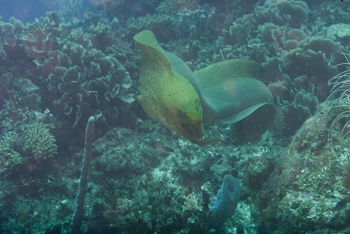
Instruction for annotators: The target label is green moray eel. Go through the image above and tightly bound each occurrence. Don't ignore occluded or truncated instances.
[134,30,206,145]
[134,30,277,145]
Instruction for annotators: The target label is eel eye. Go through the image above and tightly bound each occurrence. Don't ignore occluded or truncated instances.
[180,111,185,118]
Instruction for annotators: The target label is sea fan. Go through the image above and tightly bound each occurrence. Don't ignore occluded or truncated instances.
[325,53,350,139]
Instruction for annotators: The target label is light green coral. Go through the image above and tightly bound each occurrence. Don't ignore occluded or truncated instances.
[23,122,57,161]
[89,22,111,36]
[0,131,21,175]
[0,122,57,176]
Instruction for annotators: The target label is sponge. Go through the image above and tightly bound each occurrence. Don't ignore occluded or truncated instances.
[208,175,240,230]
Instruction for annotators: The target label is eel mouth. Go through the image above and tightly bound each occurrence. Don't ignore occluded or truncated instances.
[175,123,205,141]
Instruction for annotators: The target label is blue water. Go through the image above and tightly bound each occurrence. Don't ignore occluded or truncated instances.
[0,0,91,23]
[0,0,51,23]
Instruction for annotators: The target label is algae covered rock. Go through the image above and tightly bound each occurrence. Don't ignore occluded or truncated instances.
[259,108,350,232]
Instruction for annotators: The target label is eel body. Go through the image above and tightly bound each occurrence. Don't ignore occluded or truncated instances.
[134,30,277,145]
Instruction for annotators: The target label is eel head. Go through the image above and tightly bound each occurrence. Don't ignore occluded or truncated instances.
[160,76,206,146]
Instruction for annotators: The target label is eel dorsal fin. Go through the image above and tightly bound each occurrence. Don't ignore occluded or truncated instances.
[133,30,173,83]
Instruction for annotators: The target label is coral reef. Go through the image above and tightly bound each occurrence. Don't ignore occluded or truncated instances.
[0,12,138,136]
[209,0,346,138]
[0,17,24,61]
[2,0,350,233]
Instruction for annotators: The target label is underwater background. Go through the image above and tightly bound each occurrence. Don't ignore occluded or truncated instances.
[1,0,350,233]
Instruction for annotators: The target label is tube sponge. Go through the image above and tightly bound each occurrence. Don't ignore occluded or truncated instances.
[208,175,240,230]
[69,116,95,233]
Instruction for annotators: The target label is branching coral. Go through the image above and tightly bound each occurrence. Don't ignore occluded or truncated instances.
[0,131,21,176]
[0,122,57,177]
[23,122,57,161]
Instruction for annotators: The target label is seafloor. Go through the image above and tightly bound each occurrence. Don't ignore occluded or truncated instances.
[1,0,350,233]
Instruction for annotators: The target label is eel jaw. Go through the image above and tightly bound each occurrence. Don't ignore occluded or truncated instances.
[175,123,206,145]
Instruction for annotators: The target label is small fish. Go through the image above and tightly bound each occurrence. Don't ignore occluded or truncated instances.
[333,194,350,211]
[333,199,347,211]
